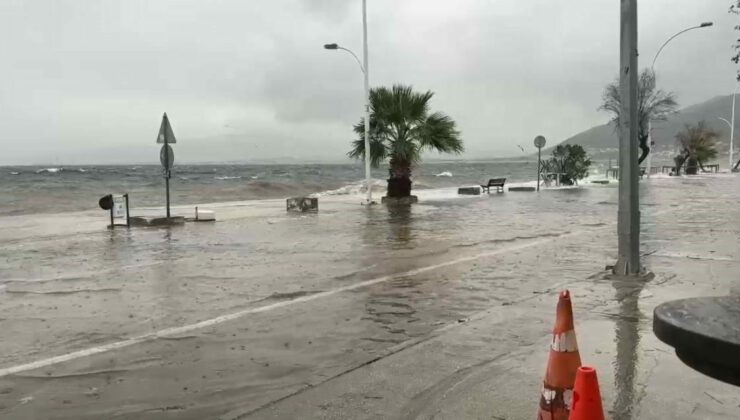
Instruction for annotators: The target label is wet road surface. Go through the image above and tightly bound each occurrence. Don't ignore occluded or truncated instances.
[0,177,739,419]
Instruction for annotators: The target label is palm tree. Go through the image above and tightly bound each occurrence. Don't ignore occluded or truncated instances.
[674,121,719,175]
[600,69,678,164]
[349,85,463,198]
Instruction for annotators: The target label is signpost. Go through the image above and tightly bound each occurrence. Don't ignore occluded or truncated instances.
[534,135,546,192]
[156,113,177,218]
[160,144,174,170]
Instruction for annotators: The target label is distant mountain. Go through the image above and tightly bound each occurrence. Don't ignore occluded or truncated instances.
[558,94,738,159]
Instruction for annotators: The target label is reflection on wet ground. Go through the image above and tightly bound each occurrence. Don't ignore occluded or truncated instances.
[611,276,647,420]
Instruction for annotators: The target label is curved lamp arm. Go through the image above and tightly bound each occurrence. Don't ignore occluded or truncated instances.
[718,117,732,130]
[323,43,365,75]
[651,22,713,71]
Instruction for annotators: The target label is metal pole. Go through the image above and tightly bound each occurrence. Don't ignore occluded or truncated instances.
[615,0,640,276]
[645,120,652,178]
[125,193,130,227]
[537,147,541,192]
[164,136,171,218]
[730,81,738,171]
[362,0,372,203]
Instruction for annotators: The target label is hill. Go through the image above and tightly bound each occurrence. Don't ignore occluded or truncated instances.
[558,94,738,160]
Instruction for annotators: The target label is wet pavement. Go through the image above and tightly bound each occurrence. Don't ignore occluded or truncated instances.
[0,176,739,419]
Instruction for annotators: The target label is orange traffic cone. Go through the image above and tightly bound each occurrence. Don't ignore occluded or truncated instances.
[569,366,605,420]
[537,290,582,420]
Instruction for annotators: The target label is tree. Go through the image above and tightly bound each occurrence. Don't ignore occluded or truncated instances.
[673,121,719,175]
[732,2,740,170]
[599,69,678,164]
[543,144,591,185]
[731,2,740,80]
[349,84,463,198]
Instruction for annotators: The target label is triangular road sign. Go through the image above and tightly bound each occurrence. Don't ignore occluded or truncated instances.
[156,112,177,144]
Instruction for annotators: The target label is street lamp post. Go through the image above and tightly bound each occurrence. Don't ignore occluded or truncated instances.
[729,81,738,171]
[718,116,733,171]
[647,22,713,178]
[361,0,371,203]
[324,0,373,204]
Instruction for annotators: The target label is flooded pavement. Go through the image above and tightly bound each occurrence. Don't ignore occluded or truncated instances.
[0,176,739,419]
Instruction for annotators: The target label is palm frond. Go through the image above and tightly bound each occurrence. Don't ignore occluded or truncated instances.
[348,134,389,168]
[347,84,463,171]
[417,112,463,154]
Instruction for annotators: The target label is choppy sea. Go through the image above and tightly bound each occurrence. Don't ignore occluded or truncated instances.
[0,159,613,216]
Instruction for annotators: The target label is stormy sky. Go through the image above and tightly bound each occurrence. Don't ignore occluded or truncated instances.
[0,0,736,165]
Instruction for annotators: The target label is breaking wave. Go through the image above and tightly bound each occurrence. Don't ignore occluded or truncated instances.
[315,179,387,197]
[36,167,62,174]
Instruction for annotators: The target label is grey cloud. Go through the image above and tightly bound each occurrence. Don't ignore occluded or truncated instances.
[0,0,737,164]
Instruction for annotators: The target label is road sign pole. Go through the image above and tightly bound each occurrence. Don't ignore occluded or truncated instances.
[164,137,171,219]
[157,112,176,219]
[165,175,170,218]
[534,135,546,192]
[537,147,541,192]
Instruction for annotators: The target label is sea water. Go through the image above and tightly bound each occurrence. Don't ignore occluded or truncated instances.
[0,160,613,216]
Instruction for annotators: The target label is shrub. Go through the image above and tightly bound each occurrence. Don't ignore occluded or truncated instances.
[544,144,591,185]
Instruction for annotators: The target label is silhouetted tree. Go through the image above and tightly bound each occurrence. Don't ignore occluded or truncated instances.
[731,2,740,80]
[674,121,719,175]
[600,69,678,164]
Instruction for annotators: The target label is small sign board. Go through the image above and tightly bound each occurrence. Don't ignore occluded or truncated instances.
[534,135,546,149]
[160,144,174,169]
[111,194,128,220]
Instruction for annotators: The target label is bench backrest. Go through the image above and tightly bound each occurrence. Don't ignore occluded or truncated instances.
[487,178,506,186]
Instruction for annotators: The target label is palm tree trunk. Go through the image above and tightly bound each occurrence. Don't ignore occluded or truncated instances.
[387,158,412,198]
[674,154,686,176]
[734,158,740,172]
[637,133,650,164]
[686,157,698,175]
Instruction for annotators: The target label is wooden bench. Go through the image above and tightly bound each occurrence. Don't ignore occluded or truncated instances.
[480,178,506,193]
[703,164,720,173]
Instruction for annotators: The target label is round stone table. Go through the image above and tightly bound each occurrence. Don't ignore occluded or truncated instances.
[653,296,740,387]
